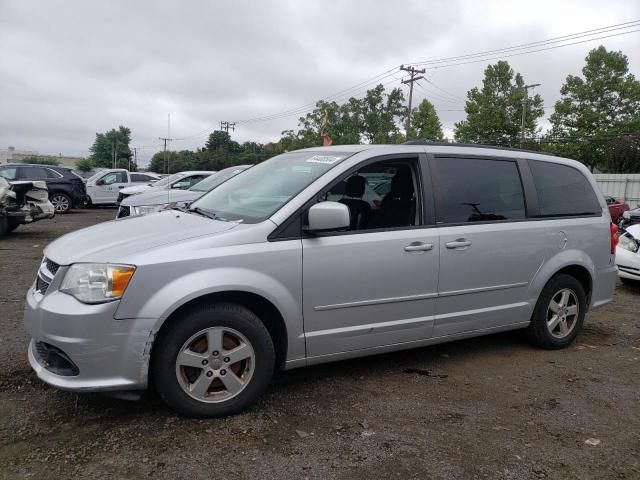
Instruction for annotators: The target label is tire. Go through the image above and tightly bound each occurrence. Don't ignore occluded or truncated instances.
[151,302,275,418]
[0,216,8,238]
[7,218,19,233]
[527,274,587,349]
[49,192,72,214]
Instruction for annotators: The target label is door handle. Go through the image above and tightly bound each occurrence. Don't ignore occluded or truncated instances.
[404,242,434,252]
[445,239,472,249]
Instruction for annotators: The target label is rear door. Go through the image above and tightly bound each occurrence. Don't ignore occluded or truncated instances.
[430,155,546,336]
[302,154,440,357]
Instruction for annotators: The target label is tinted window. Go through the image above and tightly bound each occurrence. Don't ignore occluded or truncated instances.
[130,173,151,182]
[433,157,525,224]
[529,161,600,217]
[45,168,62,178]
[21,166,49,179]
[0,167,17,180]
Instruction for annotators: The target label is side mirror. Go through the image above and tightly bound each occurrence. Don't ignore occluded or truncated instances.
[96,179,105,186]
[306,201,350,233]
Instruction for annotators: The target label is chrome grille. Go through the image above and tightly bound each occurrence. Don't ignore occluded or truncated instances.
[45,258,60,276]
[36,275,50,294]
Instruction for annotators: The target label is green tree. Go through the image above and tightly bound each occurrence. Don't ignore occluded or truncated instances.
[282,84,406,149]
[408,99,444,140]
[89,126,133,169]
[75,158,93,172]
[605,131,640,173]
[19,155,60,166]
[454,61,543,145]
[546,46,640,171]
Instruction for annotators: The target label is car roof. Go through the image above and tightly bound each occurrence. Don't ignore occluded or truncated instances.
[3,163,70,169]
[293,143,583,166]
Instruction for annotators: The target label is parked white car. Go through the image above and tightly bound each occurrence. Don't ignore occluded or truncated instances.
[86,169,161,206]
[616,224,640,285]
[117,171,214,204]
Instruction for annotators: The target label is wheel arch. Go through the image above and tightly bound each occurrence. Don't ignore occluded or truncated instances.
[154,290,289,369]
[528,251,595,308]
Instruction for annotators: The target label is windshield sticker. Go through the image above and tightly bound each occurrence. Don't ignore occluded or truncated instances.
[306,155,342,165]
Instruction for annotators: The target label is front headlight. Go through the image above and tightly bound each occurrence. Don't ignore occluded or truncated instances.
[618,234,639,253]
[131,204,167,216]
[60,263,136,304]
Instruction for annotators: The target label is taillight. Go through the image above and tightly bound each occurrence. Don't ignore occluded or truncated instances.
[610,222,619,254]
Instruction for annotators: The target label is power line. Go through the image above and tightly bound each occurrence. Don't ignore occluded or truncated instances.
[406,20,640,67]
[406,29,640,70]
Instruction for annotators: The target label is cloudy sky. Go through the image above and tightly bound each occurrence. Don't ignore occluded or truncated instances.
[1,0,639,165]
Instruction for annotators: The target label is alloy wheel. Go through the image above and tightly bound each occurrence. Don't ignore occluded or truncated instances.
[175,326,255,403]
[546,288,579,339]
[50,194,70,213]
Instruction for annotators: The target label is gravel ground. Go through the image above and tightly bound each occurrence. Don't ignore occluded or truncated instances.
[1,210,639,479]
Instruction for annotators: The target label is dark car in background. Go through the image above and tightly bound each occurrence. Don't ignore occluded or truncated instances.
[0,164,86,214]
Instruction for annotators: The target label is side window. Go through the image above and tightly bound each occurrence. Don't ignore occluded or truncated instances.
[130,173,148,182]
[318,158,421,231]
[529,161,600,217]
[45,168,62,179]
[0,167,17,180]
[187,175,208,187]
[21,166,49,179]
[102,172,126,185]
[432,157,526,224]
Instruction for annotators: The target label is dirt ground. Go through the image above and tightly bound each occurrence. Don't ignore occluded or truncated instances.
[1,209,639,479]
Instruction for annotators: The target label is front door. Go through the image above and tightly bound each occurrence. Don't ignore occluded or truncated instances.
[92,171,129,203]
[302,156,440,358]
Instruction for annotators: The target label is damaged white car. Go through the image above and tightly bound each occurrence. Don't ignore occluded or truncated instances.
[0,177,55,237]
[616,224,640,286]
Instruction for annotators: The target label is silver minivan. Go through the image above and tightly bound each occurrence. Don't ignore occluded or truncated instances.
[24,144,618,417]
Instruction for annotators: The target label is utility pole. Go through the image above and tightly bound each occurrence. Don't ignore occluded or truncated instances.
[112,138,119,169]
[158,137,173,174]
[220,122,236,164]
[220,121,236,134]
[131,147,137,171]
[400,65,426,140]
[520,83,541,148]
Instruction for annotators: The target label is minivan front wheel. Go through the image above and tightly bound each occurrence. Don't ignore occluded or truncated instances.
[527,274,587,349]
[152,303,275,417]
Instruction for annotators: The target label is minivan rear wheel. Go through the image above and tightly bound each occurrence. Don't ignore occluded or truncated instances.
[151,302,275,417]
[527,274,587,349]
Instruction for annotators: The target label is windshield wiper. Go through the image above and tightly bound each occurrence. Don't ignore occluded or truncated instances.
[189,206,227,221]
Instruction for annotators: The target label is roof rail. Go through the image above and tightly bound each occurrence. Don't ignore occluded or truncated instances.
[402,140,559,157]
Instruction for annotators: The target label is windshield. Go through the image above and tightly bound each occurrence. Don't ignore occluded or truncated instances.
[190,151,352,223]
[153,172,184,187]
[190,166,249,192]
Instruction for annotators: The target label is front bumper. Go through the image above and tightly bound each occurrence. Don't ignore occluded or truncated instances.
[24,286,156,392]
[616,247,640,281]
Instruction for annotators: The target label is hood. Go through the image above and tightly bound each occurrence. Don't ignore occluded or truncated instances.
[121,188,202,207]
[625,224,640,239]
[121,184,154,195]
[45,210,238,264]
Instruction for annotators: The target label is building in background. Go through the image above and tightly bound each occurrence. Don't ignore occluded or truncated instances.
[1,146,83,168]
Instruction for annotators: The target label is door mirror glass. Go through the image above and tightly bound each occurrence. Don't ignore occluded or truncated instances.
[307,201,350,232]
[96,178,105,186]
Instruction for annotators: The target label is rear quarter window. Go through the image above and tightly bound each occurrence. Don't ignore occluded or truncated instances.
[529,161,601,217]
